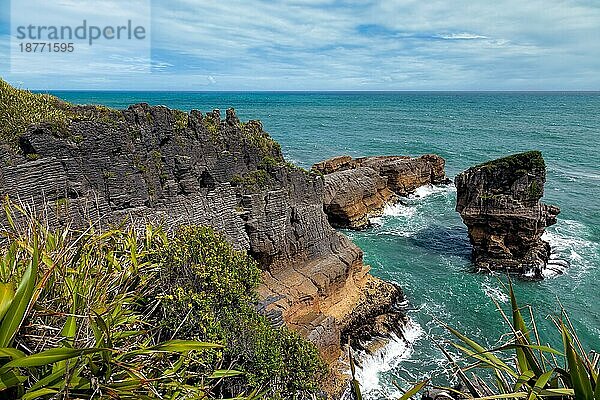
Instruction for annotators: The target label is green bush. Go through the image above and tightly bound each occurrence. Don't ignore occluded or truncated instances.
[173,110,189,132]
[0,203,325,399]
[258,156,280,170]
[231,169,272,190]
[203,113,219,135]
[241,121,282,157]
[155,226,327,397]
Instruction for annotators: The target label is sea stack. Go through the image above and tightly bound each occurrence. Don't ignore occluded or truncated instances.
[313,154,450,229]
[455,151,560,278]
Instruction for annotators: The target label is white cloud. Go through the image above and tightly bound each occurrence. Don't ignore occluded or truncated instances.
[438,33,488,40]
[2,0,600,89]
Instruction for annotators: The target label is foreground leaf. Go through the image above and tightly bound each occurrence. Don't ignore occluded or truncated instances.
[148,339,223,352]
[397,380,428,400]
[0,347,102,372]
[0,254,37,347]
[209,369,243,379]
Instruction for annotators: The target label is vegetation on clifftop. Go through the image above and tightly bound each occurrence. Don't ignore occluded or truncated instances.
[475,150,546,173]
[0,79,282,163]
[240,121,282,158]
[0,203,325,399]
[0,79,123,146]
[0,79,75,144]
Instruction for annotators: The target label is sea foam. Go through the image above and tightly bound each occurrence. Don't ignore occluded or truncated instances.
[542,219,599,278]
[353,319,424,399]
[409,183,456,199]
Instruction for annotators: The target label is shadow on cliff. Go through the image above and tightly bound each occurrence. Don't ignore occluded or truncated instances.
[408,225,472,261]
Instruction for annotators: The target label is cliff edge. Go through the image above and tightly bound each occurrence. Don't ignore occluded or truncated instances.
[0,80,405,395]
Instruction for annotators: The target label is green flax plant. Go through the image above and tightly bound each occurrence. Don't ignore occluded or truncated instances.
[0,201,247,399]
[399,280,599,400]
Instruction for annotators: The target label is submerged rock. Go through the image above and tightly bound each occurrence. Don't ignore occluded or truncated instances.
[455,151,560,277]
[313,154,450,229]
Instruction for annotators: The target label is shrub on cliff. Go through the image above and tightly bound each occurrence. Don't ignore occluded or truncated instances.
[0,79,123,147]
[0,204,325,399]
[155,226,326,396]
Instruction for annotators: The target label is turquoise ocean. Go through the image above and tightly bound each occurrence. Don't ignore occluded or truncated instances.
[49,91,600,398]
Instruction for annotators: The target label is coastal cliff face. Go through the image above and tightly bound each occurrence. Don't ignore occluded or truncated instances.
[312,154,450,229]
[0,100,404,373]
[455,151,560,277]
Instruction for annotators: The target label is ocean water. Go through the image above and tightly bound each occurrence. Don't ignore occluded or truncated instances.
[49,91,600,398]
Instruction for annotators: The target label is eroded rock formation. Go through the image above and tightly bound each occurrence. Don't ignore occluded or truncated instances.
[0,101,405,383]
[455,151,560,277]
[312,154,450,228]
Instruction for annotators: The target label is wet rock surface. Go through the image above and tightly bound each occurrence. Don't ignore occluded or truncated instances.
[455,151,560,277]
[313,154,450,229]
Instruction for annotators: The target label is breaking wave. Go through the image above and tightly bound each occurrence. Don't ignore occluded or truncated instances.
[409,184,456,199]
[542,219,599,278]
[353,319,424,399]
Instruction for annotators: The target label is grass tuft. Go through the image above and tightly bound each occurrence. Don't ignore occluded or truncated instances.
[0,79,75,145]
[0,79,123,148]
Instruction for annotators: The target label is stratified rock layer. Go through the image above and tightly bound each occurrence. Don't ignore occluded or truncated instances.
[321,166,396,229]
[313,154,450,228]
[0,102,404,369]
[455,151,560,277]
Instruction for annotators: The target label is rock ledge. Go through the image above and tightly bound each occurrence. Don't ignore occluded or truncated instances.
[313,154,450,229]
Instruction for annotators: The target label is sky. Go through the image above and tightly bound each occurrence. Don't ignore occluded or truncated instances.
[1,0,599,91]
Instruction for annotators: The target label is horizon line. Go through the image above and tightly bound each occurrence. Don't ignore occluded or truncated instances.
[33,89,600,93]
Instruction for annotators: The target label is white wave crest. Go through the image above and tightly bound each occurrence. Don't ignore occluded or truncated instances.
[542,219,599,278]
[382,202,417,218]
[368,184,455,227]
[354,319,424,399]
[482,283,509,303]
[409,184,456,199]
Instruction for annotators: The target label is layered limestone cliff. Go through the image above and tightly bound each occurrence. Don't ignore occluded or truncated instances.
[312,154,450,229]
[0,96,405,381]
[455,151,560,277]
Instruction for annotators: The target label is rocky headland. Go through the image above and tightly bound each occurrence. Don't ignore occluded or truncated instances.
[455,151,560,278]
[0,84,410,396]
[312,154,450,229]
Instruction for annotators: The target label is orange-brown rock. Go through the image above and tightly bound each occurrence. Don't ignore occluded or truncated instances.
[322,166,396,229]
[357,154,449,196]
[312,155,353,174]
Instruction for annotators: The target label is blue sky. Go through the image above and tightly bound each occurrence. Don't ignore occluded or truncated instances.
[1,0,599,90]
